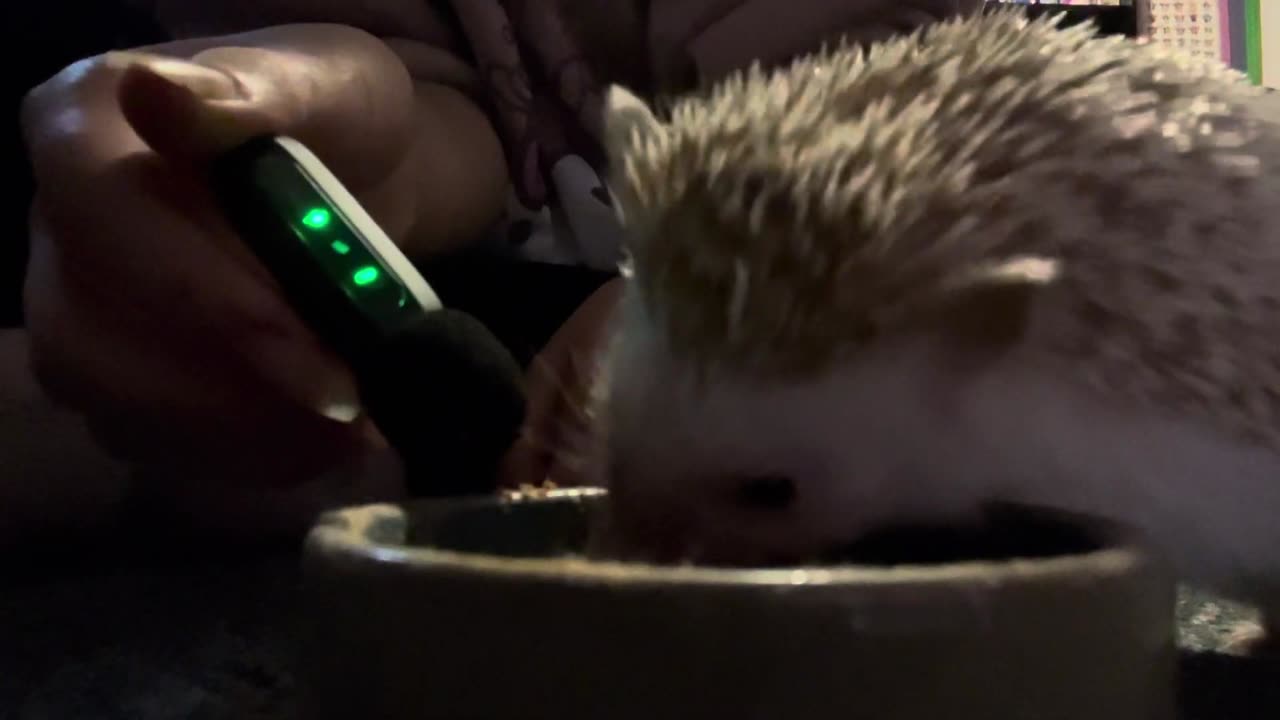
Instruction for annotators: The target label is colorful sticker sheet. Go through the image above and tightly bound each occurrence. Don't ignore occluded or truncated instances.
[1148,0,1231,63]
[987,2,1272,86]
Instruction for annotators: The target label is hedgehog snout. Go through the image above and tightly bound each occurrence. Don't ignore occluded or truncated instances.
[602,459,864,566]
[592,315,962,565]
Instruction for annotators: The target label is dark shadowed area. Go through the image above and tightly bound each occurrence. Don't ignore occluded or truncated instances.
[2,534,1280,718]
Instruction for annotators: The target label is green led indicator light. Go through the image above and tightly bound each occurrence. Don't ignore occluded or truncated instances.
[352,266,380,287]
[330,240,351,255]
[302,208,332,230]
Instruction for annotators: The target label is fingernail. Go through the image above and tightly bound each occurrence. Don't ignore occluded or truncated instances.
[251,336,363,424]
[317,394,362,424]
[105,50,245,102]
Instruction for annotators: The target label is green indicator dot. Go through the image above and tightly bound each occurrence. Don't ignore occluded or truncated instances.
[330,240,351,255]
[302,208,332,230]
[352,266,380,287]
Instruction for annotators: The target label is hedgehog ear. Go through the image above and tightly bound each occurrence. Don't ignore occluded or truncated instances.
[928,256,1060,349]
[603,85,663,158]
[602,86,664,227]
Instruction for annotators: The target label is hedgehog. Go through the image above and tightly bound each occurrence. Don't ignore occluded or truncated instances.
[578,8,1280,638]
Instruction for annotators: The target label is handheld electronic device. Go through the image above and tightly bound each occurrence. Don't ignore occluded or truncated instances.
[209,136,526,497]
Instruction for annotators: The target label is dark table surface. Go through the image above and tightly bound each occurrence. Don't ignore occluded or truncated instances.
[2,542,1279,720]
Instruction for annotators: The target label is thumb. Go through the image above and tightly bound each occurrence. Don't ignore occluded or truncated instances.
[112,24,415,188]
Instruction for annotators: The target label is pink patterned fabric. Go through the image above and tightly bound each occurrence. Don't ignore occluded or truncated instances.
[445,1,605,210]
[440,0,984,268]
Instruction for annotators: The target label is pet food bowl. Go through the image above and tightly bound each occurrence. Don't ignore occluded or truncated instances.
[298,488,1177,720]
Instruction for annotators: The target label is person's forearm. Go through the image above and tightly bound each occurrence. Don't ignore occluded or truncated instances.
[392,80,510,258]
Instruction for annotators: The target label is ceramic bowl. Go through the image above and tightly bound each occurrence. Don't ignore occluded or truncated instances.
[299,488,1177,720]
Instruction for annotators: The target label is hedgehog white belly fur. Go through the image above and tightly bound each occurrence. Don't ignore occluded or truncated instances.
[586,11,1280,609]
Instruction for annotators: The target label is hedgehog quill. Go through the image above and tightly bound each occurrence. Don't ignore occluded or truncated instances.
[581,10,1280,634]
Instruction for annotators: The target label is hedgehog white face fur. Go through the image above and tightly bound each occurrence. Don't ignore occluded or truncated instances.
[587,11,1280,603]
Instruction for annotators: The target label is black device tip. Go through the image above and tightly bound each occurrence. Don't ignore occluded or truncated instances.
[355,309,527,498]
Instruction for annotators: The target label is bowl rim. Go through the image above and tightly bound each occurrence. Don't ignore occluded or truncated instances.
[304,488,1156,589]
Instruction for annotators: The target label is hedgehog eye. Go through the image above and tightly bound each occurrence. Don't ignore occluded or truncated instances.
[732,475,798,511]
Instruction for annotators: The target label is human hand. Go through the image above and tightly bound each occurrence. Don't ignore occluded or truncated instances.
[499,278,624,490]
[20,21,507,525]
